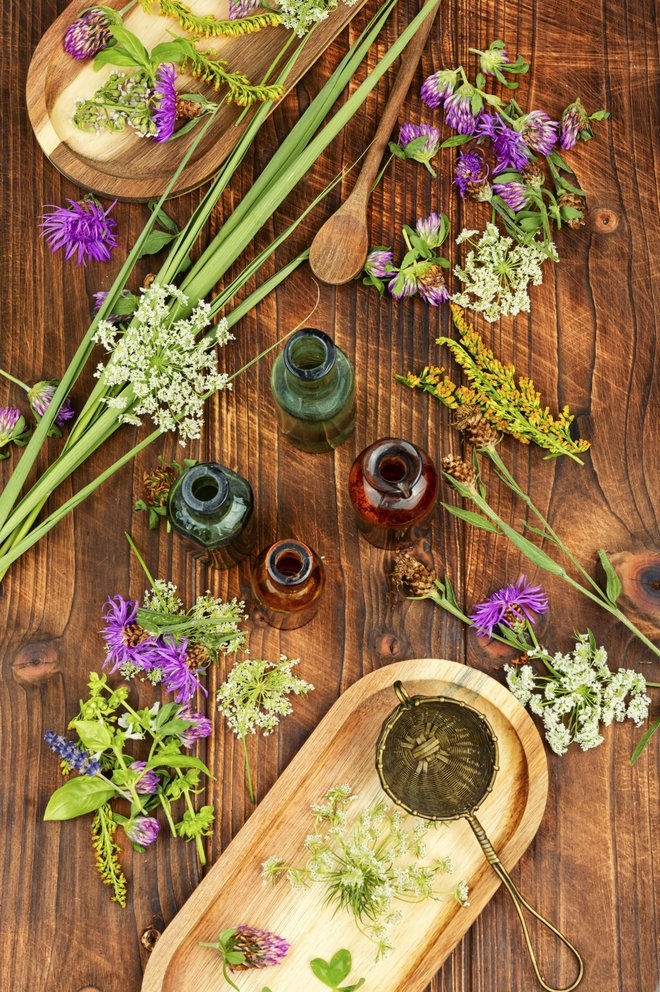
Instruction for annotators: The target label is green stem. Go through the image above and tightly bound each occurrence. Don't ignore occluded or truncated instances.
[124,531,163,603]
[180,773,207,865]
[0,368,29,391]
[241,735,255,803]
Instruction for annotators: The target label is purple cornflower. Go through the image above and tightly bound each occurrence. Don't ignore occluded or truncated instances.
[420,68,458,109]
[28,380,75,427]
[417,264,450,307]
[454,150,489,198]
[64,6,112,60]
[444,92,479,135]
[126,815,160,847]
[229,0,262,17]
[478,114,530,172]
[517,110,558,155]
[159,637,208,705]
[44,732,101,776]
[469,575,549,638]
[364,248,396,279]
[226,926,290,970]
[179,708,213,748]
[101,595,158,672]
[492,181,528,212]
[415,212,447,250]
[560,99,588,150]
[130,761,161,795]
[152,64,177,143]
[40,197,118,265]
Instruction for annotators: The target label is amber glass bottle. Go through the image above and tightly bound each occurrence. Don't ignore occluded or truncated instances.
[270,328,355,453]
[348,438,438,549]
[167,462,256,570]
[250,539,325,629]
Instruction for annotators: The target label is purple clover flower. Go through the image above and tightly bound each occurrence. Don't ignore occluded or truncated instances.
[152,64,177,143]
[126,815,160,847]
[399,122,441,156]
[44,732,101,776]
[179,708,213,748]
[417,264,449,307]
[477,114,530,172]
[560,100,588,150]
[415,212,446,249]
[454,150,489,198]
[64,7,112,60]
[130,761,162,795]
[388,269,419,300]
[517,110,558,155]
[0,407,27,455]
[40,198,118,266]
[159,637,208,705]
[444,92,479,135]
[420,68,458,109]
[364,249,396,280]
[480,46,510,75]
[469,575,549,638]
[492,181,528,212]
[227,925,291,969]
[101,595,159,672]
[28,380,75,427]
[93,288,133,325]
[229,0,262,17]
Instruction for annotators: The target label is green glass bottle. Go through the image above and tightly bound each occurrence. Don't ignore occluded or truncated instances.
[270,328,355,453]
[167,462,256,570]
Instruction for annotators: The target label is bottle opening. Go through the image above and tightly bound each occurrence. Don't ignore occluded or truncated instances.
[267,540,313,586]
[284,329,336,381]
[180,464,229,514]
[378,455,408,484]
[362,439,424,497]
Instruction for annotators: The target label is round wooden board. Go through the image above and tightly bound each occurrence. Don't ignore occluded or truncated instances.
[141,658,549,992]
[25,0,371,201]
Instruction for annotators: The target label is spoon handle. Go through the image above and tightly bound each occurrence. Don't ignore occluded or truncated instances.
[348,0,442,207]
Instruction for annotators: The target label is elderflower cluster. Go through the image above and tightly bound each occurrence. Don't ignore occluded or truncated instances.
[217,656,313,739]
[452,223,558,322]
[93,282,233,444]
[262,786,467,959]
[506,633,651,755]
[278,0,359,37]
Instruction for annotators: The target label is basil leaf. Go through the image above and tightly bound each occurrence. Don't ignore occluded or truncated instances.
[440,133,474,148]
[597,549,622,604]
[109,25,150,69]
[44,776,115,821]
[71,719,112,751]
[93,47,143,70]
[150,39,190,63]
[137,229,177,257]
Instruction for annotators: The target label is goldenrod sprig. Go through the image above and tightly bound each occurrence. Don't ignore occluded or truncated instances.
[145,0,283,37]
[91,803,128,906]
[397,303,590,462]
[178,43,285,104]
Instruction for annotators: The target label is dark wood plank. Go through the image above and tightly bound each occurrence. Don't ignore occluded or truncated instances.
[0,0,657,989]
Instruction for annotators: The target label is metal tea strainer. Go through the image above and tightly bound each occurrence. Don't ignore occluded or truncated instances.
[376,682,584,992]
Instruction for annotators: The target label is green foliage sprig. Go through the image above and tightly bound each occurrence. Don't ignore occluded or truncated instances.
[311,949,365,991]
[92,803,127,906]
[173,39,284,105]
[142,0,283,37]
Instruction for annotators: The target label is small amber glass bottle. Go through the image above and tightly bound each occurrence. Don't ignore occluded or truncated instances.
[250,539,325,629]
[167,462,256,570]
[348,438,438,549]
[270,328,355,453]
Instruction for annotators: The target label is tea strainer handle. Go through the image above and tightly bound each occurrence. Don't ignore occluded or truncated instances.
[468,815,584,992]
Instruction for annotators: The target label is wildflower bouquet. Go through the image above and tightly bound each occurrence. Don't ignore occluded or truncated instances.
[262,785,467,959]
[391,552,658,757]
[0,0,442,581]
[43,672,214,905]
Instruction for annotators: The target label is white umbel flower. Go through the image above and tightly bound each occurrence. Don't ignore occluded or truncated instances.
[93,282,232,444]
[452,223,558,322]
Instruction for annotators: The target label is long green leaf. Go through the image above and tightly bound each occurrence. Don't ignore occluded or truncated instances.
[630,717,660,766]
[441,502,501,534]
[597,548,622,604]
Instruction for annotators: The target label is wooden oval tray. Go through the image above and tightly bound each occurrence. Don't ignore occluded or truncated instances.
[26,0,370,200]
[141,659,548,992]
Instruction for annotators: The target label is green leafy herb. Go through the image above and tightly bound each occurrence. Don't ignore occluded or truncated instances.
[310,949,366,990]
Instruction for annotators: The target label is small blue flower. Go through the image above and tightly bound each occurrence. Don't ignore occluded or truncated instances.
[44,732,101,776]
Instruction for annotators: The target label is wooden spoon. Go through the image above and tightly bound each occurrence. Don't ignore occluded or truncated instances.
[309,0,442,285]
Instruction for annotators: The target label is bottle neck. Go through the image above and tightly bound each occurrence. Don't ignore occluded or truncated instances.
[179,464,230,520]
[283,328,338,392]
[362,440,423,499]
[266,540,314,590]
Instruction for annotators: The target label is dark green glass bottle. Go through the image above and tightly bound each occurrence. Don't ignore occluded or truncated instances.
[167,462,256,570]
[270,328,355,453]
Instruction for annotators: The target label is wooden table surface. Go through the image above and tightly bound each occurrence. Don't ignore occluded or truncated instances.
[1,0,658,990]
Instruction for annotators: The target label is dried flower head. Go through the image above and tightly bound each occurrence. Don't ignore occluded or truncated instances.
[515,110,558,155]
[557,192,586,229]
[452,406,499,449]
[199,925,290,989]
[143,462,180,508]
[454,149,490,199]
[441,453,477,488]
[390,550,438,597]
[40,197,118,266]
[506,633,651,755]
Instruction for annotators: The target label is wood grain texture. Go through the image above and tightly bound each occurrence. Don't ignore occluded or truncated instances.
[26,0,371,200]
[0,0,658,990]
[141,659,549,992]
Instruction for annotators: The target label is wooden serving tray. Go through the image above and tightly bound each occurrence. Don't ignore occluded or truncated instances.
[141,659,548,992]
[26,0,371,200]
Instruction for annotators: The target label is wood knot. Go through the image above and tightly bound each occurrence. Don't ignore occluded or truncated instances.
[141,924,162,952]
[12,641,59,684]
[251,607,269,628]
[592,207,619,234]
[375,634,403,658]
[607,551,660,626]
[76,986,103,992]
